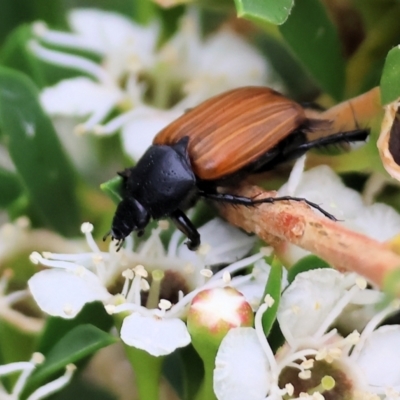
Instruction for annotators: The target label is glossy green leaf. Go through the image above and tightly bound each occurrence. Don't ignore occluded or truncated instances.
[37,302,113,354]
[23,325,116,398]
[0,67,81,236]
[287,255,331,284]
[260,257,282,336]
[234,0,294,25]
[279,0,345,100]
[380,46,400,105]
[100,176,124,205]
[0,167,24,208]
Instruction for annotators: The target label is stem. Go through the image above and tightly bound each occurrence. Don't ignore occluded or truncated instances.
[194,353,217,400]
[123,345,164,400]
[115,314,164,400]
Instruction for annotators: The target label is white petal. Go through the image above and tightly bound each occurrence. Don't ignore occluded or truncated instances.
[40,77,122,116]
[277,269,345,339]
[214,327,270,400]
[120,313,191,356]
[278,165,364,220]
[68,9,158,68]
[356,325,400,388]
[195,31,268,86]
[28,269,111,318]
[122,107,183,160]
[178,218,255,267]
[352,202,400,242]
[236,259,284,310]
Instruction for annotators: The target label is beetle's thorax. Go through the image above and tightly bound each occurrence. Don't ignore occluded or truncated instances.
[124,138,197,219]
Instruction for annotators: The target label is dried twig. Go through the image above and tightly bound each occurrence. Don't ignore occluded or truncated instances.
[217,184,400,287]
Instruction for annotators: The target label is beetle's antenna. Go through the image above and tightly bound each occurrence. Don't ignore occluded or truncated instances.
[200,192,337,221]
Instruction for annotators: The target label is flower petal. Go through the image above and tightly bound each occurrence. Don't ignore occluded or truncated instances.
[214,327,270,400]
[68,9,158,70]
[277,269,345,339]
[28,269,111,318]
[355,325,400,388]
[278,165,364,220]
[40,77,122,116]
[120,313,191,356]
[352,202,400,242]
[178,218,255,267]
[121,106,183,161]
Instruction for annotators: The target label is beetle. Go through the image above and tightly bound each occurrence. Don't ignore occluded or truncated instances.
[105,86,369,251]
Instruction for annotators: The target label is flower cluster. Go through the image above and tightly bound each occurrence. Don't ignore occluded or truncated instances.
[29,8,273,163]
[214,269,400,400]
[28,218,259,356]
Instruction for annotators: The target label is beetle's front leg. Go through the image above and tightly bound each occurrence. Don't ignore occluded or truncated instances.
[170,209,201,251]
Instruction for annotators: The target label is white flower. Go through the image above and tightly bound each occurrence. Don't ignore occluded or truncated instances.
[0,353,76,400]
[29,9,274,162]
[214,268,399,400]
[158,12,272,109]
[28,219,259,356]
[277,156,400,264]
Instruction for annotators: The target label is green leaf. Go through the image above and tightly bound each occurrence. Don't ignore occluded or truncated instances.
[234,0,294,25]
[287,255,331,284]
[0,167,24,208]
[0,0,66,45]
[23,325,117,398]
[279,0,345,100]
[100,176,124,205]
[260,257,282,336]
[0,25,47,88]
[0,67,81,236]
[37,302,114,355]
[380,46,400,105]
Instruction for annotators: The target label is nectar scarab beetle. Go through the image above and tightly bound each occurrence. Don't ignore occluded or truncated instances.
[105,87,369,251]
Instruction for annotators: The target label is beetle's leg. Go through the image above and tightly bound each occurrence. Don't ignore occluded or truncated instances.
[170,209,201,251]
[200,192,337,221]
[282,128,369,161]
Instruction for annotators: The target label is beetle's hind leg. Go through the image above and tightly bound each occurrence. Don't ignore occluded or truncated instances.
[282,128,369,161]
[200,192,337,221]
[170,209,201,250]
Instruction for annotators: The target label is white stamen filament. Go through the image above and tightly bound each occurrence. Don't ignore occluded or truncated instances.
[29,253,78,271]
[126,273,142,305]
[27,364,76,400]
[112,302,154,317]
[79,101,117,133]
[351,301,400,361]
[168,229,183,257]
[255,303,279,373]
[81,223,101,253]
[121,270,134,298]
[313,285,360,339]
[12,361,37,398]
[209,253,263,283]
[28,40,111,84]
[277,349,319,372]
[33,25,104,55]
[3,290,29,306]
[0,362,34,376]
[138,228,164,257]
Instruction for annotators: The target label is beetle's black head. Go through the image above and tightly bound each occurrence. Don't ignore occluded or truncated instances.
[105,197,150,251]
